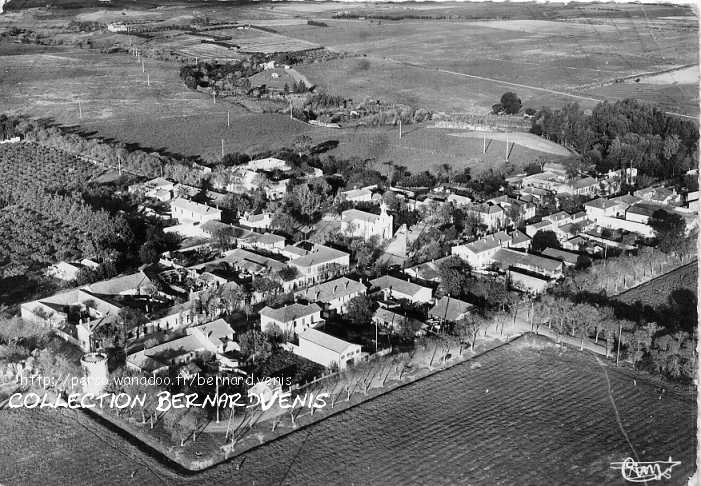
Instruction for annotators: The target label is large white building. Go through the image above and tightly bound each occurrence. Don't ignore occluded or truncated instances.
[259,303,322,337]
[170,198,222,225]
[294,328,362,370]
[341,203,393,241]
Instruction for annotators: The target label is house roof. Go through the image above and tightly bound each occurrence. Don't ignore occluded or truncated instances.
[372,307,408,325]
[570,176,598,189]
[242,232,286,246]
[509,230,530,245]
[429,296,474,322]
[283,245,309,258]
[542,247,579,265]
[585,198,619,210]
[171,198,221,217]
[530,220,553,229]
[341,208,381,223]
[472,203,504,215]
[463,237,501,255]
[611,194,641,206]
[290,245,349,269]
[342,187,373,199]
[296,277,365,303]
[627,202,662,218]
[259,303,321,323]
[493,248,563,274]
[85,272,153,296]
[191,318,233,346]
[405,261,441,282]
[369,275,429,298]
[544,211,570,223]
[127,334,207,373]
[220,248,287,273]
[298,328,358,354]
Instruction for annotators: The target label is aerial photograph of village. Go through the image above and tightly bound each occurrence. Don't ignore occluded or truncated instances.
[0,0,697,484]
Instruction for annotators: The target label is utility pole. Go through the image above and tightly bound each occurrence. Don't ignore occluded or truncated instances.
[118,157,122,176]
[141,59,145,73]
[482,133,486,154]
[147,73,150,87]
[227,110,230,127]
[213,91,216,104]
[78,101,82,119]
[289,98,293,120]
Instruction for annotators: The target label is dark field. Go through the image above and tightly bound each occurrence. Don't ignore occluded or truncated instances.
[616,262,698,308]
[0,337,695,485]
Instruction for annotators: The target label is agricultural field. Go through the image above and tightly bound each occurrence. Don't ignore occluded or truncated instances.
[0,337,695,485]
[616,261,698,308]
[277,10,698,115]
[0,142,124,277]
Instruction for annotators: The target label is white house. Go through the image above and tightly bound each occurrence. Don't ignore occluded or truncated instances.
[170,198,222,225]
[259,303,322,337]
[451,237,501,269]
[467,203,506,231]
[369,275,433,304]
[288,244,350,282]
[239,212,272,230]
[295,277,366,314]
[341,203,393,241]
[294,328,362,370]
[584,198,627,222]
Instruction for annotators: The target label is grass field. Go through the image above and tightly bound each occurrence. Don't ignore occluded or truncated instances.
[0,337,695,485]
[279,13,698,115]
[616,262,698,308]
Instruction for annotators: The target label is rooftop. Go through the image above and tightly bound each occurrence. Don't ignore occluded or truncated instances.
[429,296,474,322]
[341,208,382,223]
[290,245,349,269]
[462,237,501,255]
[171,198,221,217]
[259,303,322,323]
[493,248,563,274]
[85,272,154,296]
[369,275,430,298]
[298,328,358,354]
[542,247,580,265]
[296,277,365,303]
[585,198,620,210]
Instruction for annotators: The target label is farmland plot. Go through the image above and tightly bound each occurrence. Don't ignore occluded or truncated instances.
[616,262,698,308]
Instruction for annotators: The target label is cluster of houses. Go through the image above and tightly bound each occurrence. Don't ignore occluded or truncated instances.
[25,158,699,381]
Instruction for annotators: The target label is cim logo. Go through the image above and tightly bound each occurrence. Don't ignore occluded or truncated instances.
[610,457,681,482]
